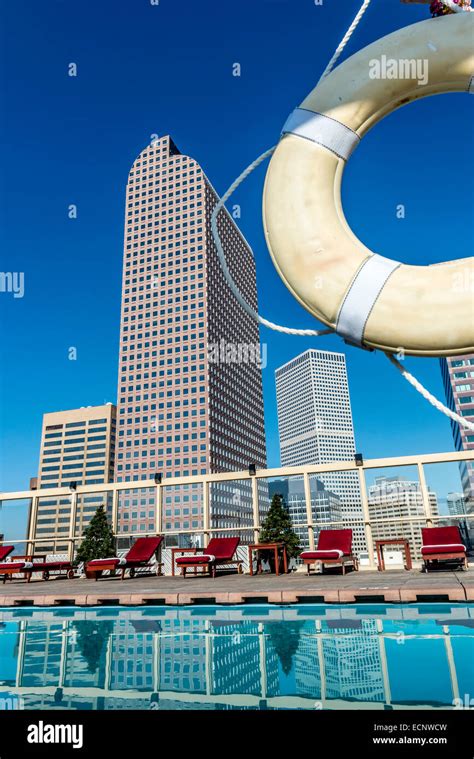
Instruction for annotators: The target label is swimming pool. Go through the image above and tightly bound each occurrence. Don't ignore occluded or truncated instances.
[0,604,472,710]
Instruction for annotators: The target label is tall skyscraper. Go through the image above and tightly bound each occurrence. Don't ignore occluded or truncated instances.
[34,404,116,553]
[116,135,266,535]
[275,349,364,551]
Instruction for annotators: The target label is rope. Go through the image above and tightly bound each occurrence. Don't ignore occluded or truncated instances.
[318,0,372,84]
[210,0,474,433]
[211,0,372,337]
[387,354,474,431]
[210,148,332,337]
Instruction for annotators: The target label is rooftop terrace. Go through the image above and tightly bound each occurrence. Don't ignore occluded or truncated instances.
[1,449,473,606]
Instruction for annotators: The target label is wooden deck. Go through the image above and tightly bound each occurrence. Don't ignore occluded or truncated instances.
[0,568,473,606]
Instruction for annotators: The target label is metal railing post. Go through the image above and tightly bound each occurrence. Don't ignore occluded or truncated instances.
[358,467,376,569]
[111,486,119,534]
[156,482,163,535]
[303,472,315,551]
[27,495,39,555]
[417,463,434,527]
[252,477,260,543]
[68,491,78,562]
[203,481,210,547]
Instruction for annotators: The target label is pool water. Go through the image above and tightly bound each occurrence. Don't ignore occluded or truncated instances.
[0,604,472,710]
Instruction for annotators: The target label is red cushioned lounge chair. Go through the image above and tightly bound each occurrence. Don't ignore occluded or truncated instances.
[300,529,358,575]
[86,536,163,581]
[0,557,37,583]
[0,548,75,583]
[0,545,15,581]
[421,526,468,572]
[175,537,242,578]
[0,546,14,562]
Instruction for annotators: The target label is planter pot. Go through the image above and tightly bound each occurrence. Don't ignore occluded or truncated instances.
[85,569,100,579]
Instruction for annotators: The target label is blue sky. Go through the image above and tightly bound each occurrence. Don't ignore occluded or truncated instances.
[0,0,472,508]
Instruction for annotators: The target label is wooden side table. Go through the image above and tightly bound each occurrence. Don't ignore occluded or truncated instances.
[171,546,198,576]
[375,539,412,571]
[248,543,288,576]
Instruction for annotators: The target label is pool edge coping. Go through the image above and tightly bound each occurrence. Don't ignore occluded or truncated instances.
[0,585,470,607]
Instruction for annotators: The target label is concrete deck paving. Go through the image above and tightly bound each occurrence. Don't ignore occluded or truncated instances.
[0,568,473,606]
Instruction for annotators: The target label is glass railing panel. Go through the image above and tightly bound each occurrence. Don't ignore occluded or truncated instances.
[0,498,32,555]
[423,461,474,552]
[116,486,157,547]
[209,479,253,539]
[309,470,365,557]
[161,482,203,547]
[364,465,426,562]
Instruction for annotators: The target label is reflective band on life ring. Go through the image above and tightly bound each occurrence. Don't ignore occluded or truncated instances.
[282,109,361,161]
[263,13,474,356]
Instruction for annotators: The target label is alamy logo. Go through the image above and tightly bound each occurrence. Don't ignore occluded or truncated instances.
[207,339,267,369]
[453,694,474,710]
[27,721,83,749]
[0,271,24,298]
[369,55,429,86]
[0,695,23,709]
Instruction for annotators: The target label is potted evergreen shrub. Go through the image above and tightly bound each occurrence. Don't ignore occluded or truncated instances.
[76,505,116,579]
[258,493,301,572]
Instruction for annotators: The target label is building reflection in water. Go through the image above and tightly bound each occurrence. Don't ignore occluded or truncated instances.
[0,605,472,711]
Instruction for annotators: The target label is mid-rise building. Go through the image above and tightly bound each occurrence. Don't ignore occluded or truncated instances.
[368,476,439,559]
[275,349,364,551]
[115,135,266,536]
[447,492,467,517]
[34,404,116,553]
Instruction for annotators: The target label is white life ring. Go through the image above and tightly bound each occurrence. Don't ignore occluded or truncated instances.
[263,13,474,356]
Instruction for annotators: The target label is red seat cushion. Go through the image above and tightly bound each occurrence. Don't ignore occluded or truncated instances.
[125,536,163,563]
[422,544,465,556]
[175,555,213,565]
[205,537,240,561]
[32,562,73,570]
[300,550,344,561]
[316,529,353,556]
[421,526,463,550]
[0,561,29,571]
[87,558,121,569]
